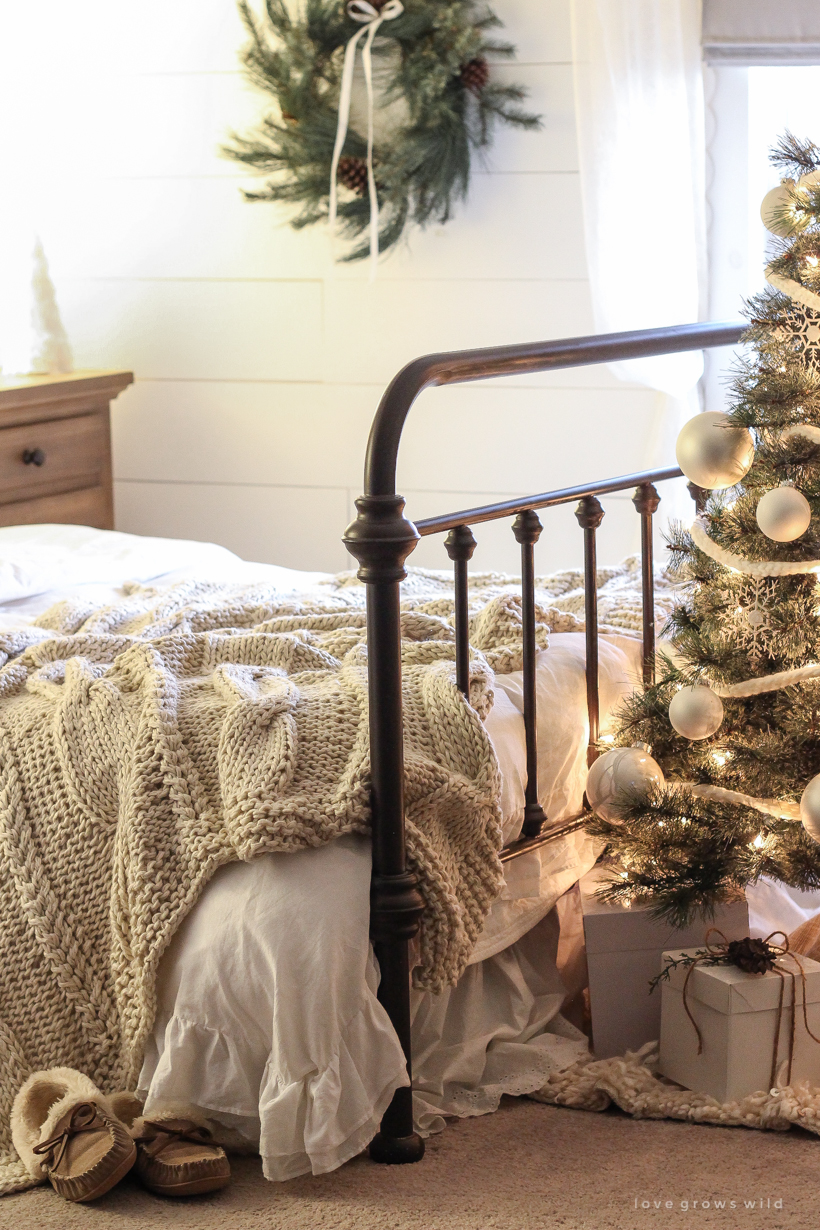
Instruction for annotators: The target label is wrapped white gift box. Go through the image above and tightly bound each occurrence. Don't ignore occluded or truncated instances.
[658,947,820,1101]
[580,867,749,1058]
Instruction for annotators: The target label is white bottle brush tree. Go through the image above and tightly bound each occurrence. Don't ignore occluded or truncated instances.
[586,133,820,925]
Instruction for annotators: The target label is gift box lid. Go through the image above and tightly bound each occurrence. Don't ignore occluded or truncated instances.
[661,948,820,1014]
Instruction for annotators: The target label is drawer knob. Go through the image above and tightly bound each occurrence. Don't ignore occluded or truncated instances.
[22,448,46,467]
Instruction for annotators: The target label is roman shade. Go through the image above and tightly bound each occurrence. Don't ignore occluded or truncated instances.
[703,0,820,65]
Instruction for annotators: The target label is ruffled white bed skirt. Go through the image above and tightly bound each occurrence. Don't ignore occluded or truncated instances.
[410,910,589,1135]
[137,836,588,1182]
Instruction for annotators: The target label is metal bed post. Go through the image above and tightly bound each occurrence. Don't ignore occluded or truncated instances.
[343,493,425,1163]
[688,480,708,514]
[575,495,605,766]
[445,524,477,698]
[513,510,548,838]
[343,321,743,1166]
[632,483,661,689]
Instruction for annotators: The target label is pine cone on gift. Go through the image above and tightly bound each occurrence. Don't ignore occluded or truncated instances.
[726,936,777,975]
[337,156,369,196]
[460,57,490,94]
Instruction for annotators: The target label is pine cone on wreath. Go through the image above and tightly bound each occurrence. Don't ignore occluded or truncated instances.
[460,57,490,94]
[337,156,369,196]
[726,936,777,975]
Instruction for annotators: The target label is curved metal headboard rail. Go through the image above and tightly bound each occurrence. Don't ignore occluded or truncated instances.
[342,319,745,1167]
[362,321,744,497]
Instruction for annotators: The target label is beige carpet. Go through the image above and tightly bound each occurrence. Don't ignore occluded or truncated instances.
[0,1097,816,1230]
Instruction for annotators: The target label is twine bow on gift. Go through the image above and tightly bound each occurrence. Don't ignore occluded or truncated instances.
[673,929,820,1090]
[328,0,404,277]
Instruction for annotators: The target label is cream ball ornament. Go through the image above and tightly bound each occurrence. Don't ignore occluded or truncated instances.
[675,412,755,491]
[760,170,820,237]
[761,180,807,237]
[800,774,820,843]
[668,685,724,741]
[585,745,665,823]
[756,484,812,542]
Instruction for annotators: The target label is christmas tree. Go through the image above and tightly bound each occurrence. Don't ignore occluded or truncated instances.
[587,133,820,926]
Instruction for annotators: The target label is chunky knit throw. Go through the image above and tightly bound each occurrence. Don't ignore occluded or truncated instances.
[532,1041,820,1136]
[0,555,664,1194]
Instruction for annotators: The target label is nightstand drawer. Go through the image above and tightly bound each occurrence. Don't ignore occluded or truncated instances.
[0,413,109,505]
[0,486,112,529]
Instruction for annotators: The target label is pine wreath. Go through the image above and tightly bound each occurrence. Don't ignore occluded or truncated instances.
[225,0,541,262]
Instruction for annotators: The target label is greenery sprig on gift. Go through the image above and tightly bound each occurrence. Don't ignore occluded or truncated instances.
[224,0,540,261]
[648,935,782,994]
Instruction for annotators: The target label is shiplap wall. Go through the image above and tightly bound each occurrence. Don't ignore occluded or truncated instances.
[38,0,668,575]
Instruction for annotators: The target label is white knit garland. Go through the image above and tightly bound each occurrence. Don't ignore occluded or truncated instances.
[712,661,820,699]
[690,517,820,575]
[685,783,800,821]
[765,265,820,313]
[782,423,820,447]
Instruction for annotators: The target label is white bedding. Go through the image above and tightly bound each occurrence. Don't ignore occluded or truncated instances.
[13,524,811,1181]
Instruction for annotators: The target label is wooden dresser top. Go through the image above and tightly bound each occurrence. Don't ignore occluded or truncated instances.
[0,371,134,423]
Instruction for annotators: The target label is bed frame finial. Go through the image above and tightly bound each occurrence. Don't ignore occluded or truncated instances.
[343,494,420,583]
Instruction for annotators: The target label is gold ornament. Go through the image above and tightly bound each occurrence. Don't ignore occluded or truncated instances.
[800,774,820,843]
[760,170,820,237]
[675,412,755,491]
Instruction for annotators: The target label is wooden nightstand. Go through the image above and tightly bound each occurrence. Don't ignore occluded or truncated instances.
[0,371,133,529]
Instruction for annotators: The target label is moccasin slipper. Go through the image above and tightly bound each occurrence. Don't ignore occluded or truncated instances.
[130,1107,231,1197]
[11,1068,136,1202]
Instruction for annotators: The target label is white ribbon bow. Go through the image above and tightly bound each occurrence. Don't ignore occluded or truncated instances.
[328,0,404,276]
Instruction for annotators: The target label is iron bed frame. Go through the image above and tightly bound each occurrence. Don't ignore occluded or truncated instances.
[342,319,745,1164]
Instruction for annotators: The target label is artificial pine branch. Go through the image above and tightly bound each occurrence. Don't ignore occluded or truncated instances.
[769,130,820,177]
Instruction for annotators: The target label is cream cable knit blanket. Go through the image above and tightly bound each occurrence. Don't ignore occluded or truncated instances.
[0,556,665,1194]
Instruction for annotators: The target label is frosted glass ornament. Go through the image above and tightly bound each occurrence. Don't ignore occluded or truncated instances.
[800,774,820,843]
[756,484,811,542]
[761,171,820,238]
[585,745,665,823]
[761,180,807,238]
[668,686,724,741]
[675,412,755,491]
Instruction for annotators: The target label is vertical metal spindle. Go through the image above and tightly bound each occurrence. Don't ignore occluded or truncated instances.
[444,524,477,698]
[575,495,605,766]
[512,510,548,839]
[687,480,707,514]
[632,483,660,689]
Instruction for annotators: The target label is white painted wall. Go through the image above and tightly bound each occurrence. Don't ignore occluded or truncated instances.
[31,0,671,575]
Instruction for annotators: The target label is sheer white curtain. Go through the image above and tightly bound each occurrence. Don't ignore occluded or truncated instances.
[570,0,707,512]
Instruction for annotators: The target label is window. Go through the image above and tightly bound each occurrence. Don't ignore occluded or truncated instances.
[702,0,820,410]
